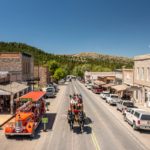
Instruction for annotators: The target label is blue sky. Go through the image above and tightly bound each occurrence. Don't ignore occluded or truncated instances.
[0,0,150,57]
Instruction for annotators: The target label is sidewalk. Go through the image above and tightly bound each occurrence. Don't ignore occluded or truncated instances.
[0,114,14,127]
[134,103,150,112]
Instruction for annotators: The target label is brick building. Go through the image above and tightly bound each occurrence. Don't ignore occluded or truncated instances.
[34,66,51,87]
[0,52,34,82]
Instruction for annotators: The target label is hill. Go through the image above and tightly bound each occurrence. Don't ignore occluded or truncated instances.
[0,42,133,77]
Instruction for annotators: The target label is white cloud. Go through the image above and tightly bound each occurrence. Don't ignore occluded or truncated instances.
[148,45,150,48]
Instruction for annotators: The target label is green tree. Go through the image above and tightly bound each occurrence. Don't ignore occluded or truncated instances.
[47,60,59,75]
[53,68,66,81]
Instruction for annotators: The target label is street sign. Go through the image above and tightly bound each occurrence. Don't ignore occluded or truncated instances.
[42,117,48,124]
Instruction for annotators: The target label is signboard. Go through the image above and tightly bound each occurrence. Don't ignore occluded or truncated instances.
[20,98,32,102]
[42,117,48,123]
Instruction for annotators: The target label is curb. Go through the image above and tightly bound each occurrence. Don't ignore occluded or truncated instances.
[0,115,15,127]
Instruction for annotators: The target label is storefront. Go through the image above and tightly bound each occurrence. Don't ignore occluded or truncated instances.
[0,82,29,114]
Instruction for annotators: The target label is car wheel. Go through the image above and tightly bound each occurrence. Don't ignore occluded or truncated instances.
[124,115,127,122]
[133,122,137,130]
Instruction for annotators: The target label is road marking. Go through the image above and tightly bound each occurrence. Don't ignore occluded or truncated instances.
[91,130,101,150]
[72,82,101,150]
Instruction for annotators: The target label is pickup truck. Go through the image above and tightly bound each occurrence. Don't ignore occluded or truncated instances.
[116,100,134,113]
[124,109,150,130]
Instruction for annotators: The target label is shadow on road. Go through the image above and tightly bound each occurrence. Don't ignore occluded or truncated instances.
[45,113,57,130]
[84,117,93,125]
[73,125,92,134]
[139,130,150,134]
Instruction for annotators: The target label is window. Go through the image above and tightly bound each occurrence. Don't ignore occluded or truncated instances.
[141,67,144,80]
[141,114,150,120]
[137,67,139,80]
[147,67,150,81]
[134,112,140,118]
[136,90,138,99]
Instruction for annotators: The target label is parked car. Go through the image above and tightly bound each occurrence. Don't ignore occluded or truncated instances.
[91,85,103,94]
[124,109,150,130]
[45,87,55,98]
[47,83,59,93]
[106,94,119,105]
[87,83,93,90]
[117,100,134,113]
[100,91,110,100]
[42,87,55,98]
[85,82,91,87]
[58,79,65,84]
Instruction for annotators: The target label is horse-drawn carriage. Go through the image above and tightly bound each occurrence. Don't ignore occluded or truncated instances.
[67,94,85,132]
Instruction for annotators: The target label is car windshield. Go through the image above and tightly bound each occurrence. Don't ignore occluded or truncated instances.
[124,102,134,107]
[47,88,53,92]
[141,114,150,120]
[111,95,118,98]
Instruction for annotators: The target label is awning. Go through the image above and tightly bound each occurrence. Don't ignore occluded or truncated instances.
[111,84,128,92]
[94,80,105,85]
[102,83,115,88]
[0,90,10,96]
[0,82,29,94]
[126,86,142,92]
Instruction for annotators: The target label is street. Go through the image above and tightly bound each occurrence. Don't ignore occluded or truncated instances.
[0,80,150,150]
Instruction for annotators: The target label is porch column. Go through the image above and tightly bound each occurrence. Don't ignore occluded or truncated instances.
[10,93,14,115]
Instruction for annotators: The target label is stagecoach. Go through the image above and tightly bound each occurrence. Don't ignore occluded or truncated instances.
[67,94,85,132]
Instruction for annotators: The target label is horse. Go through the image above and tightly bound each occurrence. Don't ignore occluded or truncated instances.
[78,111,85,132]
[67,110,75,130]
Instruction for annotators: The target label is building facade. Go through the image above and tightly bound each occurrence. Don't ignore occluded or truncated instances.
[34,66,51,87]
[0,52,34,82]
[84,71,115,83]
[134,54,150,107]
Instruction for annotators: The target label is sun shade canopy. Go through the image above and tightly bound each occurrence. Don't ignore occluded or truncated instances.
[111,84,128,92]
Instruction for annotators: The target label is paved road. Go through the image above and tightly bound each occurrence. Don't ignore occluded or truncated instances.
[0,81,150,150]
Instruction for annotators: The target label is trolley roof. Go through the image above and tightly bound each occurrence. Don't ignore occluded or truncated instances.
[20,91,45,102]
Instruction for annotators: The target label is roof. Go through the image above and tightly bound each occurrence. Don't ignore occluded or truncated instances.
[0,82,28,94]
[102,83,115,88]
[94,80,105,85]
[111,84,128,92]
[20,91,46,102]
[85,71,115,77]
[134,54,150,60]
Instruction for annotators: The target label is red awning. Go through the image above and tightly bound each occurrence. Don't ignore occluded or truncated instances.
[20,91,46,102]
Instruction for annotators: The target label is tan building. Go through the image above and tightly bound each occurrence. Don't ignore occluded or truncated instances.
[0,52,34,82]
[134,54,150,107]
[84,71,115,84]
[123,69,134,86]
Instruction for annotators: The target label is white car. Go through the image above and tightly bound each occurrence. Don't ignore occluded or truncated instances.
[100,91,110,100]
[87,84,93,90]
[124,108,150,130]
[106,94,119,105]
